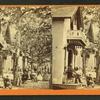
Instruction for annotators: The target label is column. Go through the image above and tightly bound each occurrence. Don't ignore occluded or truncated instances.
[87,53,94,71]
[52,18,70,84]
[94,55,96,68]
[75,46,83,69]
[66,49,68,68]
[72,52,75,69]
[64,47,68,68]
[0,55,3,76]
[75,46,78,68]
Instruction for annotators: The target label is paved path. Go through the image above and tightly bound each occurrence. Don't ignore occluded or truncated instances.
[0,80,100,90]
[21,80,50,89]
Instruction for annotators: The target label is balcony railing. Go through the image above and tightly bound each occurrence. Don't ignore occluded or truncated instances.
[67,30,87,45]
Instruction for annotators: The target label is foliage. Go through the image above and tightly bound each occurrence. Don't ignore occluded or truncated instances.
[81,7,100,50]
[0,6,52,66]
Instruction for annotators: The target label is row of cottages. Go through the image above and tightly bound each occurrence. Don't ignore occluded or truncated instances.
[52,6,96,85]
[0,22,28,78]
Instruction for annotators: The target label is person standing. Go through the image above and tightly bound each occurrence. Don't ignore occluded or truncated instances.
[28,67,31,80]
[74,67,82,84]
[16,67,22,86]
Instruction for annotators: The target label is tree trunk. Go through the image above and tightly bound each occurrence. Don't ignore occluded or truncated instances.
[13,54,18,86]
[96,56,100,84]
[82,53,86,76]
[0,55,3,77]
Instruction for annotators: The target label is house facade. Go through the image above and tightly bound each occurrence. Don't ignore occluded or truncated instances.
[0,22,28,79]
[52,6,96,85]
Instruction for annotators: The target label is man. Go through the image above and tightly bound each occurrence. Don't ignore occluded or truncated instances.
[16,68,22,86]
[30,70,37,82]
[67,65,73,79]
[22,70,28,84]
[74,67,82,84]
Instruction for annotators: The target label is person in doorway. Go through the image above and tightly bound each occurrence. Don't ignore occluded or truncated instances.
[74,67,82,84]
[67,65,73,79]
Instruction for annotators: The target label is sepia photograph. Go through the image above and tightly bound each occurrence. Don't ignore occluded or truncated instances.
[52,5,100,90]
[0,6,52,90]
[0,5,100,93]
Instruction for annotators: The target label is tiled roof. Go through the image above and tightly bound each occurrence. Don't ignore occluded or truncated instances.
[52,6,78,18]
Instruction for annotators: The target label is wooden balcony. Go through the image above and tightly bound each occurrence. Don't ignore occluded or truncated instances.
[67,30,87,46]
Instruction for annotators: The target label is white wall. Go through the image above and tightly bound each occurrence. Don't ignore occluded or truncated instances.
[52,18,70,84]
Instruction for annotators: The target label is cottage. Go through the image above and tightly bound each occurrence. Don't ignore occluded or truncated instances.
[52,6,96,85]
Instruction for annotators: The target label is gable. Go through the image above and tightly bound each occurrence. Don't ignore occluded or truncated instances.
[52,6,78,18]
[85,22,94,42]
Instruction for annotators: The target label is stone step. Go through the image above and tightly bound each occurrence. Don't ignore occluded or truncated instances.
[52,84,81,89]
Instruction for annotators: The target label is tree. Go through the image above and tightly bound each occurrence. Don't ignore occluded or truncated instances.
[81,48,90,75]
[81,6,100,83]
[0,6,52,85]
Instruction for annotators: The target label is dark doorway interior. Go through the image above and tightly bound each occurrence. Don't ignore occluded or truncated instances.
[68,49,73,66]
[67,49,73,79]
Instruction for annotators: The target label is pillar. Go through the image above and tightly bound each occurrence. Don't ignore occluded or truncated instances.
[75,46,83,69]
[87,53,95,71]
[64,48,68,68]
[0,54,3,76]
[72,51,75,69]
[52,18,70,84]
[96,64,100,83]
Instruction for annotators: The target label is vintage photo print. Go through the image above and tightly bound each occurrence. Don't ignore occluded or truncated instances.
[0,6,52,89]
[52,5,100,90]
[0,5,100,92]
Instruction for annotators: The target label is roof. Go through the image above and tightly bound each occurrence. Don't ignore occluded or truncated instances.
[84,21,94,42]
[52,6,78,18]
[0,33,6,48]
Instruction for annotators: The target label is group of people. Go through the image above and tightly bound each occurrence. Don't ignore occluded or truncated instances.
[63,65,95,88]
[2,65,50,89]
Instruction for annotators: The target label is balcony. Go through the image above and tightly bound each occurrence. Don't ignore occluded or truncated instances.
[67,30,87,46]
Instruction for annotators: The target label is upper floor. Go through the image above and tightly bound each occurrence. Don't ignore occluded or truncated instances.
[52,6,94,47]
